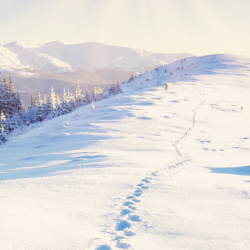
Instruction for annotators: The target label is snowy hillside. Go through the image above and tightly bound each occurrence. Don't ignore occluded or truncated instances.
[0,54,250,249]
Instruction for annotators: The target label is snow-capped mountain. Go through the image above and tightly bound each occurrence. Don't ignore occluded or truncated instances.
[3,41,192,73]
[4,41,73,73]
[35,41,192,72]
[1,54,249,249]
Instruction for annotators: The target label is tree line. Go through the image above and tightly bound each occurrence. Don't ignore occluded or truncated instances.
[0,77,121,143]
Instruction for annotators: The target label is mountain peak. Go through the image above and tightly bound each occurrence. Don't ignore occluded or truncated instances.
[43,41,69,47]
[4,40,41,48]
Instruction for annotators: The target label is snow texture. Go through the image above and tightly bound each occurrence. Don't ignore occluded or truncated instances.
[0,54,250,249]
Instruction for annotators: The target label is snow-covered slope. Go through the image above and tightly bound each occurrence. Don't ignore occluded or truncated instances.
[0,54,250,249]
[0,46,24,71]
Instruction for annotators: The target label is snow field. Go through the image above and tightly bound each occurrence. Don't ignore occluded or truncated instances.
[0,54,250,249]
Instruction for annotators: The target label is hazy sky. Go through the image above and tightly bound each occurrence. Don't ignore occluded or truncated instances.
[1,0,250,56]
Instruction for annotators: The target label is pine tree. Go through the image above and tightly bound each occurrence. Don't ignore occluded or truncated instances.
[37,93,45,122]
[46,87,58,118]
[0,110,6,123]
[3,77,7,89]
[75,81,83,106]
[0,123,7,142]
[9,77,15,93]
[92,89,96,102]
[0,110,8,134]
[84,88,91,104]
[96,86,103,101]
[38,92,43,106]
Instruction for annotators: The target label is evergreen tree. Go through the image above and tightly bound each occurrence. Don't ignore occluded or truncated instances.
[46,87,58,118]
[37,93,45,122]
[92,89,96,102]
[0,110,9,134]
[96,86,103,101]
[0,124,7,142]
[75,81,83,106]
[0,77,25,124]
[38,92,43,106]
[9,77,15,93]
[84,88,91,104]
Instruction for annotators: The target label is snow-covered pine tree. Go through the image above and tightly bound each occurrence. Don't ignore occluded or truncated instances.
[0,77,26,126]
[46,87,58,118]
[8,77,15,93]
[60,88,68,115]
[0,110,6,125]
[0,110,9,134]
[116,82,122,94]
[0,123,7,142]
[96,86,103,101]
[84,88,91,104]
[75,81,83,107]
[108,83,122,95]
[37,93,45,122]
[67,89,76,112]
[108,85,115,95]
[91,88,96,102]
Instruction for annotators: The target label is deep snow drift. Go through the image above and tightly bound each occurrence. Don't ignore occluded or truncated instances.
[0,54,250,250]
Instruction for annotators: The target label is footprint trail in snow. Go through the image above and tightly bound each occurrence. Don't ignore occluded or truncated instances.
[95,100,205,249]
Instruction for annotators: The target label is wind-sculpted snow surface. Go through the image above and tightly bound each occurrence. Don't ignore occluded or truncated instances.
[0,54,250,249]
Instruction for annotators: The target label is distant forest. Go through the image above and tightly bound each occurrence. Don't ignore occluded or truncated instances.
[0,77,121,142]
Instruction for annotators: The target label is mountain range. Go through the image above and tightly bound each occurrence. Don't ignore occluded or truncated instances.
[0,41,192,105]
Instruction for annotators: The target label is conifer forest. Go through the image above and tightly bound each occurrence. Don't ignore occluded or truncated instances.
[0,77,121,142]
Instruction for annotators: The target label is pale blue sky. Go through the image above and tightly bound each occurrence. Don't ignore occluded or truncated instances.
[1,0,250,56]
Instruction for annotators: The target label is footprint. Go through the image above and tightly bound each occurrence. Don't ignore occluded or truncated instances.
[134,189,142,193]
[134,189,142,197]
[123,201,133,206]
[132,198,140,202]
[134,193,142,197]
[141,186,149,189]
[95,245,112,250]
[113,236,124,241]
[120,209,131,216]
[127,196,134,199]
[129,215,141,222]
[142,178,150,183]
[115,220,131,231]
[129,205,136,210]
[116,240,130,249]
[124,230,136,236]
[137,183,143,187]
